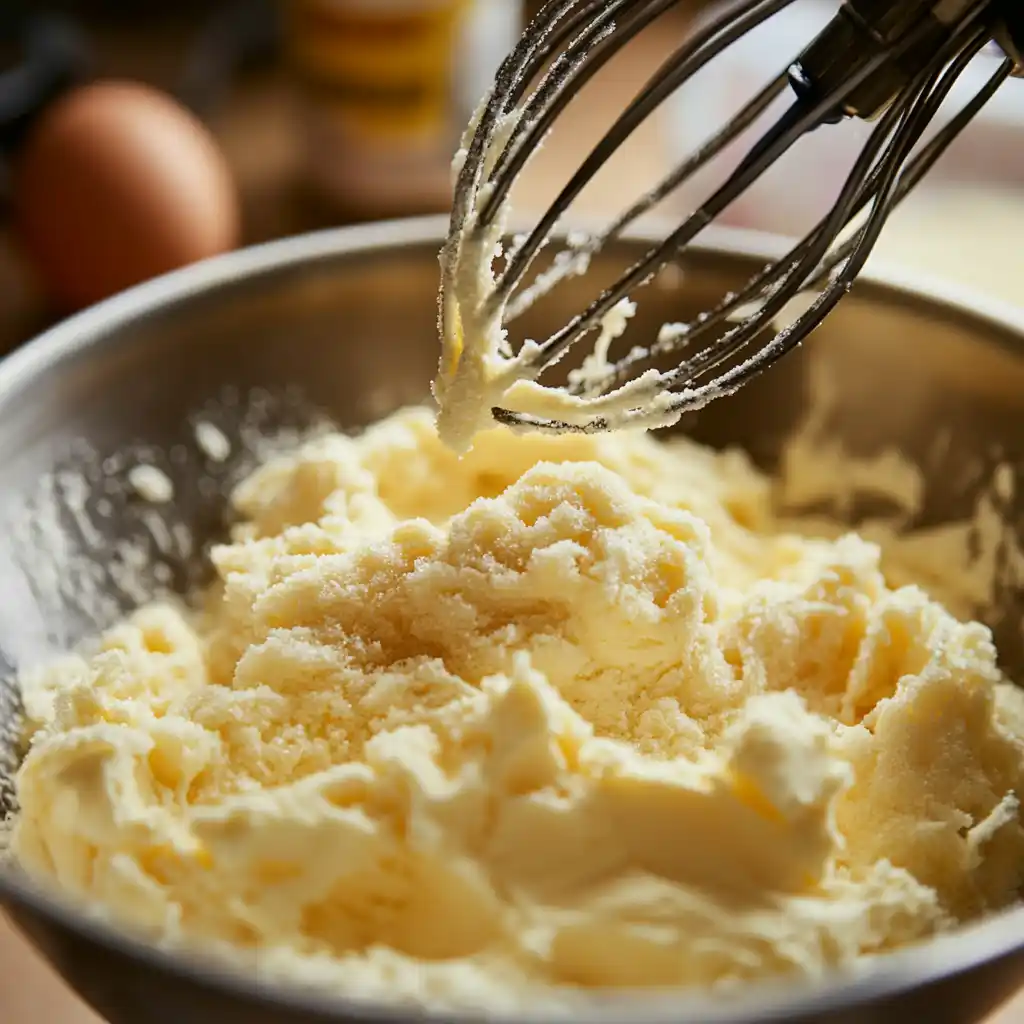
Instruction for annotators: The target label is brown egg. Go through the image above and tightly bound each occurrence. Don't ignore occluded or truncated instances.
[13,80,240,311]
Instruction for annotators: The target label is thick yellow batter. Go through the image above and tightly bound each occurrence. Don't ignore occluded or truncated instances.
[11,406,1024,1011]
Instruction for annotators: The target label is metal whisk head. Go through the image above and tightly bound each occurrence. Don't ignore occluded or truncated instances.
[437,0,1023,441]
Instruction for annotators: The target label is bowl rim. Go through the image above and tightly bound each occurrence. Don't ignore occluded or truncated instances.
[1,214,1023,1023]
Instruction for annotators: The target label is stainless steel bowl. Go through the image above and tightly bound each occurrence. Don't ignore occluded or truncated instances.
[0,216,1023,1024]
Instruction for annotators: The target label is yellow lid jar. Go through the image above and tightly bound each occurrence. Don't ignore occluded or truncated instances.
[285,0,523,218]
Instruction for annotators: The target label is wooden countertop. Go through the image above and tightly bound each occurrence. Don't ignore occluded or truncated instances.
[1,13,1023,1024]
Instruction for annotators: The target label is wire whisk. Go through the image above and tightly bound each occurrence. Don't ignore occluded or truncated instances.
[435,0,1021,450]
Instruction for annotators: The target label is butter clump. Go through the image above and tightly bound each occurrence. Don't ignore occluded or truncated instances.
[11,406,1024,1011]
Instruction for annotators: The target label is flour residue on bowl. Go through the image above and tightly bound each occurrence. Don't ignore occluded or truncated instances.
[194,421,231,463]
[0,385,333,845]
[129,464,175,504]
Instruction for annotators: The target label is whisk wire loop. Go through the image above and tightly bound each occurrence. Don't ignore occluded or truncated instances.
[578,30,1005,401]
[655,25,997,406]
[443,0,1018,439]
[518,4,966,378]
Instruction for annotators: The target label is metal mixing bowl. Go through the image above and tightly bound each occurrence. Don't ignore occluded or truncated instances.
[0,217,1023,1024]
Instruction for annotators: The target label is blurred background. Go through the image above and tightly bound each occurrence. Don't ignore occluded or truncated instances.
[1,0,1023,358]
[2,3,1024,1023]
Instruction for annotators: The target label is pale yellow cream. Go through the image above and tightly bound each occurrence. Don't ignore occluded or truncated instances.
[11,406,1024,1011]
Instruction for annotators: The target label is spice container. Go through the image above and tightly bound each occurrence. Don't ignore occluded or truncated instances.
[284,0,523,219]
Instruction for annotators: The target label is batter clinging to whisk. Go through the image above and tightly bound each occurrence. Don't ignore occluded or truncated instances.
[433,0,1024,454]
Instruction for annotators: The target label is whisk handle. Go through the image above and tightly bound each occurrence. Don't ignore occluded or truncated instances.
[994,0,1024,73]
[793,0,1024,119]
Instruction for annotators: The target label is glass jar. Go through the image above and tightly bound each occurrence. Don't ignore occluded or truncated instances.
[284,0,523,219]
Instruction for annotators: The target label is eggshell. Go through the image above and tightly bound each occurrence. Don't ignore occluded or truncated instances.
[13,80,240,311]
